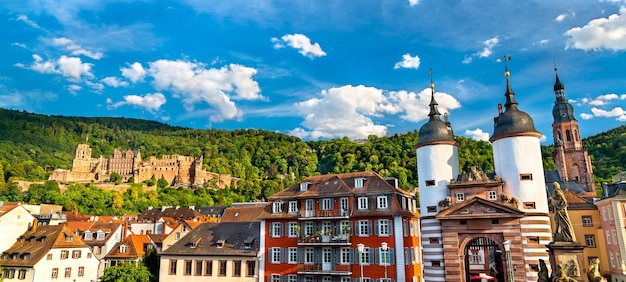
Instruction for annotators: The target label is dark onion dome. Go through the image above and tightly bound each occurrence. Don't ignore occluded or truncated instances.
[490,69,541,142]
[416,81,456,148]
[552,70,576,122]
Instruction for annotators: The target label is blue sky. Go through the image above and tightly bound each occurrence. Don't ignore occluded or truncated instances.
[1,0,625,142]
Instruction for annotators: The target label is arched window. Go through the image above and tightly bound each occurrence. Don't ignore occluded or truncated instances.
[574,129,579,141]
[571,164,580,182]
[566,130,572,142]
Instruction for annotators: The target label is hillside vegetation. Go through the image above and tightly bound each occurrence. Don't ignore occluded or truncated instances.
[0,108,623,214]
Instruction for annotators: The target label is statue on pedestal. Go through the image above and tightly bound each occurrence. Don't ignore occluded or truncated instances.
[552,182,575,242]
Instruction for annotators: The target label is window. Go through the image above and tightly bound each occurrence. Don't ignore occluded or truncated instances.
[528,237,539,244]
[288,248,298,264]
[602,207,607,221]
[429,237,439,244]
[18,269,25,280]
[272,202,282,214]
[612,230,618,244]
[585,235,596,247]
[287,222,298,237]
[169,259,177,275]
[66,236,73,242]
[120,245,128,253]
[289,201,298,213]
[582,216,593,227]
[300,182,309,191]
[460,220,467,225]
[520,173,533,180]
[78,267,84,277]
[72,250,81,258]
[358,220,371,236]
[271,222,282,237]
[358,197,369,210]
[488,191,497,200]
[401,197,407,210]
[195,260,203,276]
[379,247,391,265]
[65,267,71,277]
[219,261,227,276]
[96,231,105,240]
[321,198,332,210]
[432,260,441,267]
[530,264,539,272]
[204,260,213,276]
[427,206,437,213]
[425,179,436,186]
[304,248,314,264]
[84,232,93,240]
[233,260,241,277]
[359,247,371,264]
[610,252,615,267]
[378,219,391,236]
[456,193,465,202]
[340,248,352,264]
[606,231,611,245]
[377,196,389,209]
[270,247,282,263]
[184,260,192,275]
[340,197,349,213]
[176,232,181,240]
[321,221,332,234]
[271,274,282,282]
[304,222,315,236]
[287,275,298,282]
[247,261,255,277]
[339,221,351,235]
[523,202,536,209]
[60,250,68,259]
[47,253,52,260]
[355,178,364,188]
[52,268,58,278]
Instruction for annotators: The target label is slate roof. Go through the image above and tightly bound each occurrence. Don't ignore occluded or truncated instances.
[545,170,587,195]
[220,203,266,223]
[161,221,259,257]
[198,206,227,217]
[139,207,203,220]
[602,181,626,199]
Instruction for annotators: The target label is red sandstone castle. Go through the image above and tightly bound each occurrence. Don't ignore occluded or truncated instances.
[49,144,237,188]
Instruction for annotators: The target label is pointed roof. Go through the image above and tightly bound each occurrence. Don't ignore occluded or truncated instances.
[490,62,541,142]
[416,69,456,148]
[551,67,576,123]
[161,222,259,257]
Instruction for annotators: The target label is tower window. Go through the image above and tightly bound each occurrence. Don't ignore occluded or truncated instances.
[523,202,536,209]
[432,261,441,267]
[528,237,539,244]
[427,206,437,213]
[491,219,499,224]
[530,264,539,272]
[429,238,439,244]
[456,193,465,202]
[460,220,467,225]
[519,173,533,181]
[425,180,435,186]
[566,130,572,141]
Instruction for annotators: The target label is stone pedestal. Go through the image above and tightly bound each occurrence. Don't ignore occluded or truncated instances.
[547,241,586,282]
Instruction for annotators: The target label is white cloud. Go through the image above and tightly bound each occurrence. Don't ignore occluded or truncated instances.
[11,42,26,48]
[271,33,326,58]
[591,106,626,118]
[394,53,421,69]
[289,85,461,140]
[539,39,549,44]
[16,15,42,30]
[147,59,262,122]
[57,55,94,79]
[67,84,82,95]
[408,0,419,6]
[577,93,625,106]
[24,54,57,74]
[540,135,547,142]
[52,37,103,60]
[565,6,626,51]
[121,62,147,83]
[465,128,489,141]
[580,113,594,120]
[101,76,129,88]
[107,93,167,113]
[462,37,499,64]
[555,12,574,22]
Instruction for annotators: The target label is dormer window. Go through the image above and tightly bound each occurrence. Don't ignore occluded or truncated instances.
[120,245,128,253]
[272,202,283,214]
[216,239,226,248]
[96,231,105,240]
[300,182,309,191]
[355,178,364,188]
[244,238,254,249]
[84,232,93,240]
[66,236,73,242]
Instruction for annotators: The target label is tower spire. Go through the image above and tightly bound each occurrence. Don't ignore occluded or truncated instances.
[502,56,518,110]
[428,68,441,120]
[553,59,565,100]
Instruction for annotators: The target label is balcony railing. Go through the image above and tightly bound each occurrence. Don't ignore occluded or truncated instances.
[297,263,352,275]
[299,209,351,220]
[297,235,351,246]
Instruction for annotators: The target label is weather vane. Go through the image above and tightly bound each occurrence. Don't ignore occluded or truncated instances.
[429,68,434,90]
[502,55,512,78]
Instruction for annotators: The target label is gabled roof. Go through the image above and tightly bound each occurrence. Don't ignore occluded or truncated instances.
[139,207,203,220]
[66,221,95,232]
[435,196,525,220]
[82,222,122,245]
[162,222,259,257]
[106,234,152,259]
[220,203,266,223]
[562,189,595,210]
[198,206,227,216]
[0,202,21,217]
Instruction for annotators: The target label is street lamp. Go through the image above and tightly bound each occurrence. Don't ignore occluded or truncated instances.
[358,243,365,282]
[381,242,389,282]
[503,240,513,282]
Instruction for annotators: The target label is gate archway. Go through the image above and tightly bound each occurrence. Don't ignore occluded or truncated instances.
[463,237,505,282]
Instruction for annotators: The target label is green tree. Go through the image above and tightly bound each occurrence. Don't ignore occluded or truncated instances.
[110,172,122,184]
[143,248,160,282]
[157,178,169,189]
[0,182,23,202]
[100,262,151,282]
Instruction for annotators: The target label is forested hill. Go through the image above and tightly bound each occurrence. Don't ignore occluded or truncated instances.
[0,108,624,194]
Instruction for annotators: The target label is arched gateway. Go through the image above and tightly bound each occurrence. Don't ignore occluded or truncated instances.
[462,237,505,282]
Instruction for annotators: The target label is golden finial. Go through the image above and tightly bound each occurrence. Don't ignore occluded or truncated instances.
[429,68,434,89]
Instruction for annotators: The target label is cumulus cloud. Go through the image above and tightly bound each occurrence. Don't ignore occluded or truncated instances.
[394,53,421,69]
[408,0,419,6]
[271,33,326,58]
[101,76,129,88]
[147,59,262,122]
[52,37,103,60]
[465,128,490,141]
[107,93,167,113]
[57,55,94,79]
[462,37,499,64]
[121,62,146,83]
[565,6,626,51]
[288,85,461,140]
[577,93,626,106]
[580,113,594,120]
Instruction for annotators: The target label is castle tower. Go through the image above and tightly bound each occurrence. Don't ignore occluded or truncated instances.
[551,67,596,194]
[490,63,552,280]
[71,144,93,173]
[416,70,459,281]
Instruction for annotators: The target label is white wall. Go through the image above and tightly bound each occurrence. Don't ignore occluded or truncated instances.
[0,206,36,253]
[33,247,100,282]
[159,254,259,282]
[417,144,459,216]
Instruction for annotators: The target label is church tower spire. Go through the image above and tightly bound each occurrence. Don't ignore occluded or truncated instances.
[551,66,596,195]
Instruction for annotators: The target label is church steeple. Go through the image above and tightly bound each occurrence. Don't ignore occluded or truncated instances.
[427,69,441,120]
[416,68,455,147]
